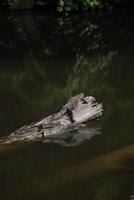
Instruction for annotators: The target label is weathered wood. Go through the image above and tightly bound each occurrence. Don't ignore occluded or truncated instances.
[2,94,103,144]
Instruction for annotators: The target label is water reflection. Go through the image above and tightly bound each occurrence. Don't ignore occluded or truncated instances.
[43,122,101,147]
[0,9,134,200]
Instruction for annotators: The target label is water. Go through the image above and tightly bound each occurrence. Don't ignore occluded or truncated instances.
[0,9,134,200]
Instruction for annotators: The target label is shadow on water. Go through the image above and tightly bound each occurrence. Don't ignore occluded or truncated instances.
[0,9,134,200]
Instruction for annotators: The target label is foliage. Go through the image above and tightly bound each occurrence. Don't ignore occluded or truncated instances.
[57,0,130,12]
[0,0,130,11]
[57,0,102,12]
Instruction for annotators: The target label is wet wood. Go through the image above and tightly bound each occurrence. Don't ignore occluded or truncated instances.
[1,94,103,143]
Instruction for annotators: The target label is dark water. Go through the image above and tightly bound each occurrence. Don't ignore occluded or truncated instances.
[0,9,134,200]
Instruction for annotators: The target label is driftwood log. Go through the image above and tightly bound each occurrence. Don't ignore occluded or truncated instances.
[1,93,103,144]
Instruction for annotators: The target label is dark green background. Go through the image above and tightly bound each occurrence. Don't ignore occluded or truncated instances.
[0,9,134,200]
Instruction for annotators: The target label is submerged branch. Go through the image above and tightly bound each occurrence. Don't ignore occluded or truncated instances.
[34,143,134,193]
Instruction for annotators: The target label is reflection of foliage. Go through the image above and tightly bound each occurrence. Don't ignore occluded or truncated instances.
[0,13,105,66]
[67,51,117,94]
[40,17,102,57]
[0,12,134,151]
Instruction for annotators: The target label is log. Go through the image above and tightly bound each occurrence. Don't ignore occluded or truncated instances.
[1,93,103,144]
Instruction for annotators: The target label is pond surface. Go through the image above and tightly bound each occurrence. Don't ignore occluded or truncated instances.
[0,9,134,200]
